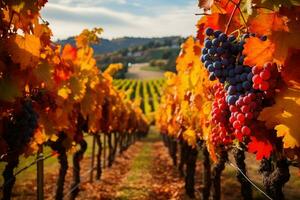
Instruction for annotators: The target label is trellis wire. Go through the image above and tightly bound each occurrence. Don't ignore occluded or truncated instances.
[227,160,273,200]
[0,152,58,191]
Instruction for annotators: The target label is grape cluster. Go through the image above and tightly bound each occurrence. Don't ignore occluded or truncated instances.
[201,28,257,106]
[202,27,280,143]
[229,93,263,141]
[3,100,39,152]
[252,62,279,96]
[210,84,232,146]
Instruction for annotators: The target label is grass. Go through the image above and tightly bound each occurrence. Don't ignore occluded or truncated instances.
[116,129,160,199]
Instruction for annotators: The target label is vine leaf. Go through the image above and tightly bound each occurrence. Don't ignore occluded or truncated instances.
[259,87,300,149]
[248,136,273,160]
[6,34,41,69]
[243,37,274,67]
[248,12,289,36]
[0,77,22,102]
[183,128,197,147]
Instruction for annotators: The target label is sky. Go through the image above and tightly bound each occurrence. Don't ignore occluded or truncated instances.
[41,0,200,39]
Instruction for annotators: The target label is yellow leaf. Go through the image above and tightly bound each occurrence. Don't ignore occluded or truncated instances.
[183,129,197,147]
[259,87,300,149]
[58,86,71,99]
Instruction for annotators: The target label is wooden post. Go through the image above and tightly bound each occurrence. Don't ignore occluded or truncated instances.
[37,145,44,200]
[90,135,96,183]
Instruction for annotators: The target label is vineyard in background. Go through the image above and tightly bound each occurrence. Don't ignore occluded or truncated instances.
[113,79,165,121]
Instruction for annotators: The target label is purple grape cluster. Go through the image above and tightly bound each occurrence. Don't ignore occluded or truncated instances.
[201,28,259,105]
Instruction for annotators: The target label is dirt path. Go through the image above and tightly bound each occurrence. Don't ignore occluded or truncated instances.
[114,133,185,200]
[125,63,164,80]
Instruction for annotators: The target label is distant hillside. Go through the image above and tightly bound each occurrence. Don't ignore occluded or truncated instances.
[56,36,183,54]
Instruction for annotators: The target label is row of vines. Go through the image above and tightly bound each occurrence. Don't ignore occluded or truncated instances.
[113,79,165,119]
[0,1,149,200]
[156,0,300,200]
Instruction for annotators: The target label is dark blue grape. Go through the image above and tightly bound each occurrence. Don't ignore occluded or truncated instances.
[240,73,248,81]
[208,65,214,72]
[222,41,230,49]
[216,47,224,55]
[227,64,234,69]
[243,67,251,73]
[208,48,216,55]
[201,55,205,62]
[228,95,238,105]
[218,33,227,42]
[204,60,212,68]
[234,65,244,74]
[242,81,251,90]
[213,61,222,69]
[222,69,228,76]
[236,83,243,92]
[235,74,241,82]
[247,73,253,81]
[212,38,220,46]
[215,70,222,77]
[228,77,236,85]
[203,54,210,61]
[205,27,214,36]
[228,69,235,77]
[204,40,212,48]
[228,86,237,95]
[221,58,229,66]
[214,30,222,38]
[260,35,267,41]
[202,48,208,54]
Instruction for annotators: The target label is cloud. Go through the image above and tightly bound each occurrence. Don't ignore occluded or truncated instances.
[41,1,199,39]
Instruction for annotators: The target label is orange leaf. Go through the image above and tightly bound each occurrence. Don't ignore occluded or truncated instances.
[6,34,41,69]
[249,12,289,36]
[62,44,77,61]
[243,37,275,67]
[196,13,240,44]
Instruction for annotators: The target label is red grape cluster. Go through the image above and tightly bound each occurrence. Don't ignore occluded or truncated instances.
[229,93,263,141]
[210,84,232,146]
[252,62,279,97]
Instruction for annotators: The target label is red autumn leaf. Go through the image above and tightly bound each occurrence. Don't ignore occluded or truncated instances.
[248,136,273,160]
[243,37,275,67]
